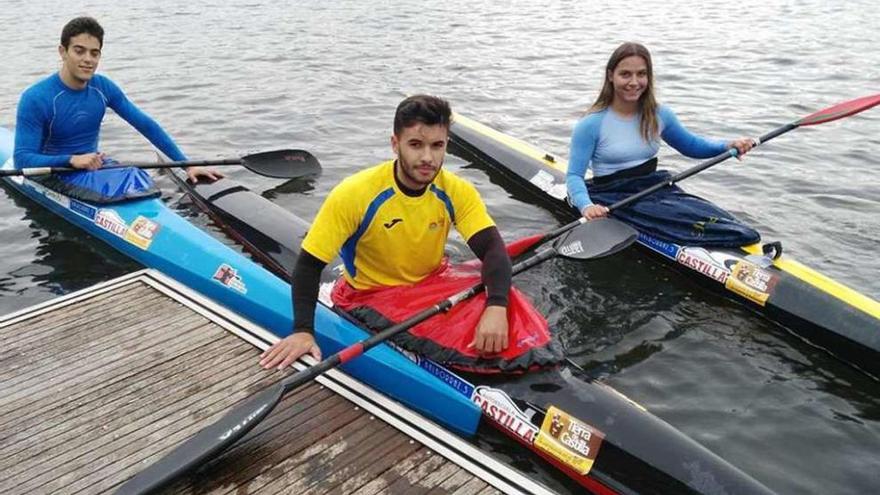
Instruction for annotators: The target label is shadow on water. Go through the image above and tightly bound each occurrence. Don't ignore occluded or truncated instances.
[260,175,318,200]
[0,182,139,314]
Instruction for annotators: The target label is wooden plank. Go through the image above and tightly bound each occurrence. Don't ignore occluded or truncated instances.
[263,421,408,494]
[159,387,357,495]
[347,446,440,495]
[0,318,220,443]
[0,288,202,386]
[0,316,217,418]
[2,359,279,493]
[308,435,424,495]
[426,465,487,494]
[296,425,422,495]
[231,412,391,495]
[0,288,170,378]
[411,459,466,493]
[69,383,342,495]
[0,330,247,450]
[0,287,201,383]
[379,450,450,494]
[0,337,254,462]
[449,476,497,495]
[0,282,149,336]
[0,283,161,348]
[0,308,209,396]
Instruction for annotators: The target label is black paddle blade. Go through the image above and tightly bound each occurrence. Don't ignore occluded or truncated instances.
[241,149,322,179]
[554,217,638,260]
[115,384,284,495]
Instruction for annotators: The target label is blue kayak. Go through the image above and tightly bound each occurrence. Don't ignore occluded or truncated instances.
[0,127,480,437]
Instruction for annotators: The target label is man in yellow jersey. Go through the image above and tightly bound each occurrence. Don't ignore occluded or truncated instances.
[260,95,512,369]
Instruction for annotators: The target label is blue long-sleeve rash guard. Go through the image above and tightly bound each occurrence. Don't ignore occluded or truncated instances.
[566,105,728,211]
[13,72,186,168]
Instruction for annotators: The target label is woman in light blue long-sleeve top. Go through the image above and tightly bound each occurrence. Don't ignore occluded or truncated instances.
[566,42,759,247]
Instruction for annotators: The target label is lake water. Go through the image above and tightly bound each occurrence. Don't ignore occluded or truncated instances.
[1,1,879,493]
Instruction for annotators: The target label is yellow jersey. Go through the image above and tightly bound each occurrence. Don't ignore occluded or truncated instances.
[302,160,495,289]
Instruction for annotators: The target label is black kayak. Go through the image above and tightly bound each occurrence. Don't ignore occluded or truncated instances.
[447,112,880,379]
[165,170,776,495]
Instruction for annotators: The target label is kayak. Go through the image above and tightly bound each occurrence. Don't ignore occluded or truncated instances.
[2,126,777,493]
[448,113,880,377]
[0,127,480,438]
[164,167,777,494]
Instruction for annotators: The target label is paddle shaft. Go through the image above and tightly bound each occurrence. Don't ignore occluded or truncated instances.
[606,122,796,212]
[1,148,320,179]
[0,159,242,177]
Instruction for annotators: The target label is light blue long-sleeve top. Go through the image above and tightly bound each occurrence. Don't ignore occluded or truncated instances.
[566,105,728,211]
[14,72,186,168]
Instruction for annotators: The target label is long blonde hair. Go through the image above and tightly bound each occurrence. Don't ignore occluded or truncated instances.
[588,42,659,142]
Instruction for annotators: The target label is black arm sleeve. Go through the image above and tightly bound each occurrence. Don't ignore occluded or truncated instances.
[290,249,328,334]
[467,226,512,307]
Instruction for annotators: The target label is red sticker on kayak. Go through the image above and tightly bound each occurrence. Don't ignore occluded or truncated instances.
[212,264,248,294]
[124,216,160,250]
[472,386,539,445]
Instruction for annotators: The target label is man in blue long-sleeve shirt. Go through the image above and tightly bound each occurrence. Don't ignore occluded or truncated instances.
[14,16,220,184]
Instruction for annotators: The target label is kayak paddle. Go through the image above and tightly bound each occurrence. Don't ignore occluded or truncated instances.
[114,217,637,495]
[506,92,880,257]
[0,149,321,180]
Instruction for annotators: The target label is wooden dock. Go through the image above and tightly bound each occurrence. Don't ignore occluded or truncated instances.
[0,270,557,495]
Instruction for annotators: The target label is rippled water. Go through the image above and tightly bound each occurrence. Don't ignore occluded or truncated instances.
[2,1,879,493]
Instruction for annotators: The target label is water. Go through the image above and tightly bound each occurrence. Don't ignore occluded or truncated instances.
[2,1,879,493]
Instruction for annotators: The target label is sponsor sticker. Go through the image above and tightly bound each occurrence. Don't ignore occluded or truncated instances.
[676,247,730,284]
[124,216,160,250]
[43,188,70,208]
[212,264,248,294]
[472,386,539,445]
[637,232,680,259]
[69,199,97,220]
[415,356,475,398]
[529,170,567,200]
[534,405,605,475]
[26,178,70,208]
[95,209,129,238]
[724,261,779,306]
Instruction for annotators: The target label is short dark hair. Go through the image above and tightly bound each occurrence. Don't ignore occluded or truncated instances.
[393,95,452,136]
[61,17,104,49]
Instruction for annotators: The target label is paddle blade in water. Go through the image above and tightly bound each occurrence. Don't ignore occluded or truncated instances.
[242,149,322,179]
[796,93,880,126]
[554,217,637,260]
